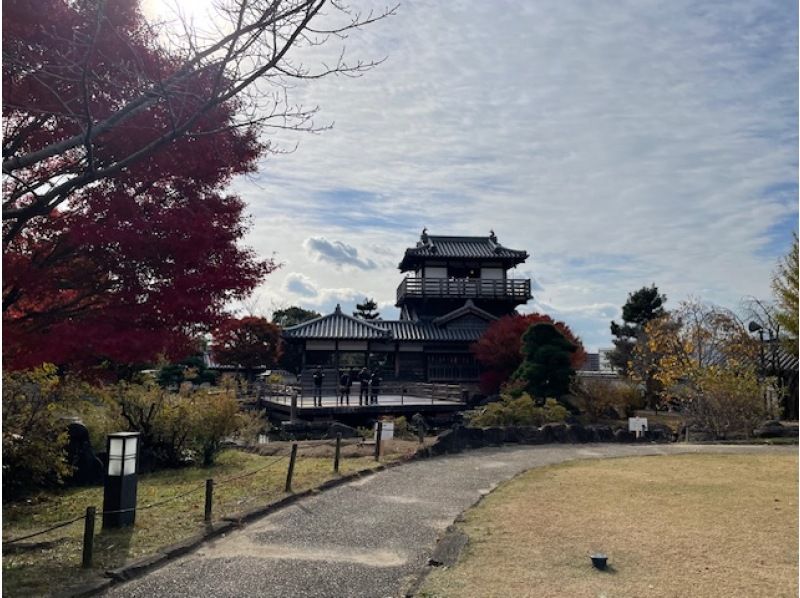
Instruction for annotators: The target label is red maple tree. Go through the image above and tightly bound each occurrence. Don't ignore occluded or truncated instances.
[3,0,274,373]
[2,0,391,241]
[472,314,587,394]
[212,317,283,377]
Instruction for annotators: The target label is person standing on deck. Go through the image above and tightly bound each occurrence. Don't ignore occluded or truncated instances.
[370,369,382,404]
[312,366,325,407]
[339,369,351,405]
[358,367,370,405]
[348,367,357,404]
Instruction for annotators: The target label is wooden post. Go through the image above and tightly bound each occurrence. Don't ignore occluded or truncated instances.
[334,433,342,473]
[285,443,298,493]
[81,506,96,569]
[204,479,213,523]
[290,392,298,422]
[418,424,424,445]
[374,421,383,461]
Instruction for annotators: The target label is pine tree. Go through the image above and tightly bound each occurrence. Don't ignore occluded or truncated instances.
[272,306,321,328]
[609,285,667,374]
[609,285,667,409]
[353,298,380,320]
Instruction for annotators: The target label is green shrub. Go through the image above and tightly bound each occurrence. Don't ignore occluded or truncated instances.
[60,380,125,452]
[2,365,72,498]
[2,369,262,496]
[500,379,527,399]
[356,425,373,439]
[468,394,568,427]
[393,416,411,439]
[571,378,644,421]
[157,355,217,388]
[191,389,242,466]
[114,381,256,467]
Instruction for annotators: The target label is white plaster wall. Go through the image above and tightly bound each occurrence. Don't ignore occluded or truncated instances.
[425,266,447,278]
[481,267,504,280]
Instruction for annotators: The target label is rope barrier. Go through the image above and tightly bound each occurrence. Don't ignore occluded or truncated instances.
[99,482,207,516]
[4,442,346,550]
[215,454,289,485]
[99,454,291,516]
[3,514,86,546]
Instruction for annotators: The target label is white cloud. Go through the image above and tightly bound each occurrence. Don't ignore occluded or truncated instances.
[303,237,378,270]
[283,272,318,298]
[225,0,795,350]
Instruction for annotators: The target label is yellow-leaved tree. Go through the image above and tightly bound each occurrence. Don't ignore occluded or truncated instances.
[772,233,799,354]
[2,365,72,497]
[635,300,763,438]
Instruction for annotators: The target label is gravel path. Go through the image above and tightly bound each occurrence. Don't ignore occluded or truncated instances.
[103,443,793,598]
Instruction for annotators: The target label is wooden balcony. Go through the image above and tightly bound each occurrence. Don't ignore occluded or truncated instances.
[396,277,532,304]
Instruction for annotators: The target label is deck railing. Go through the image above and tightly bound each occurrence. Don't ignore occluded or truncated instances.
[396,277,531,303]
[427,364,481,382]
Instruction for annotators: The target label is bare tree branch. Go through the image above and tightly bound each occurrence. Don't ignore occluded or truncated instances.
[3,0,394,240]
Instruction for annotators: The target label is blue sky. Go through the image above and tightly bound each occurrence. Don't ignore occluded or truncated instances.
[202,0,799,350]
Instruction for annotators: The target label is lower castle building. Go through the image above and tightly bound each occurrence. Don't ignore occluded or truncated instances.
[282,231,532,383]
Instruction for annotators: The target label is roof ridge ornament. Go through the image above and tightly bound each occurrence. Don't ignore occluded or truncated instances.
[489,229,497,244]
[334,303,342,314]
[420,227,429,245]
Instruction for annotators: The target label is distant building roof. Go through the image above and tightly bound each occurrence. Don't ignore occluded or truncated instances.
[581,353,601,371]
[399,230,528,271]
[752,342,799,374]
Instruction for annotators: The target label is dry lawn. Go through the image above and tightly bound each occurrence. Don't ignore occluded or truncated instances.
[421,453,798,598]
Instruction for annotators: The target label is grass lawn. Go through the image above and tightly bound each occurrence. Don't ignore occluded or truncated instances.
[3,440,416,597]
[421,453,798,598]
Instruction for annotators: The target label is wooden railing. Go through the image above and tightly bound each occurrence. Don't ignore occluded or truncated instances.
[264,380,466,406]
[396,277,531,303]
[427,365,480,382]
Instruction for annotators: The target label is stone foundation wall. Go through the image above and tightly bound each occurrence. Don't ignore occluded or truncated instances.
[429,422,673,455]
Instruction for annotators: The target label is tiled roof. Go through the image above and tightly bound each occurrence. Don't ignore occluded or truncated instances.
[399,233,528,271]
[283,305,390,340]
[282,306,487,342]
[749,343,799,374]
[378,320,486,342]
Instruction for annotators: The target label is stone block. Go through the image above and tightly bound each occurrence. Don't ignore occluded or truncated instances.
[483,427,505,446]
[566,423,589,443]
[541,422,568,442]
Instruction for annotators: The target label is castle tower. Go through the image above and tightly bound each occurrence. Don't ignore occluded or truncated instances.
[396,229,532,321]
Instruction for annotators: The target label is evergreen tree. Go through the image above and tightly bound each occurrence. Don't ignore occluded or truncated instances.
[271,306,320,374]
[272,306,321,328]
[353,298,380,320]
[513,323,577,400]
[609,285,667,409]
[608,285,667,375]
[772,233,798,354]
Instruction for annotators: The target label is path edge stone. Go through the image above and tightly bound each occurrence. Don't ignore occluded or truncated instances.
[402,465,540,597]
